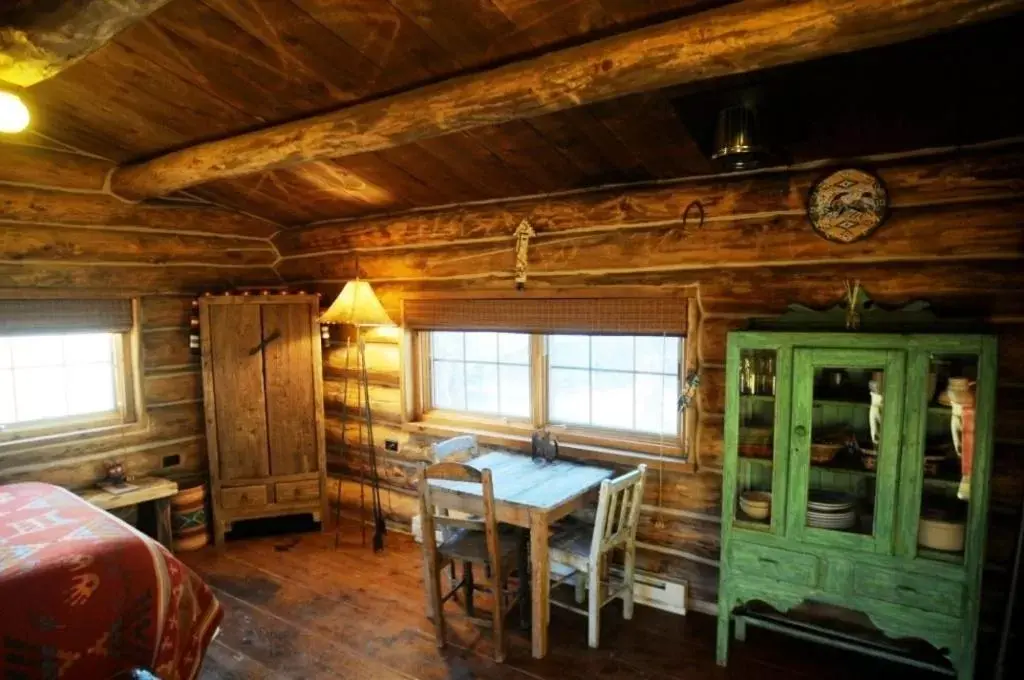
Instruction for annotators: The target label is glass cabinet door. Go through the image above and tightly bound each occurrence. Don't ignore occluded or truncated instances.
[788,348,905,551]
[912,352,980,563]
[731,348,785,532]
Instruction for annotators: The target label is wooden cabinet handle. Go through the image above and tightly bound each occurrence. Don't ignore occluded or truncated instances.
[794,425,807,438]
[758,557,778,565]
[240,493,249,502]
[896,585,917,594]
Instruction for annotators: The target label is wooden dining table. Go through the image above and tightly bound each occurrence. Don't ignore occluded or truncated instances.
[427,450,614,659]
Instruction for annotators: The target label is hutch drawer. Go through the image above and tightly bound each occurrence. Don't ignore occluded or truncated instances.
[730,543,819,588]
[222,485,268,510]
[276,480,321,503]
[853,565,964,618]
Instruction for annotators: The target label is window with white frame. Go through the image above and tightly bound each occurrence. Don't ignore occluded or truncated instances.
[548,335,679,436]
[428,331,531,419]
[421,330,684,444]
[0,332,133,438]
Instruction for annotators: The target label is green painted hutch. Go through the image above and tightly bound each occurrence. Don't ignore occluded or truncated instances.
[716,330,996,680]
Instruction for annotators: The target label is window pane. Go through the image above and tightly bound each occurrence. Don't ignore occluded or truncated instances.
[664,340,680,376]
[498,333,530,365]
[549,335,589,369]
[0,372,15,425]
[64,333,114,365]
[465,362,499,414]
[592,371,634,429]
[499,365,530,418]
[635,336,667,374]
[635,373,667,433]
[432,360,466,410]
[550,368,589,424]
[10,336,63,368]
[465,332,498,362]
[14,367,67,421]
[592,336,633,371]
[431,332,464,360]
[0,339,11,369]
[663,375,680,435]
[66,365,116,416]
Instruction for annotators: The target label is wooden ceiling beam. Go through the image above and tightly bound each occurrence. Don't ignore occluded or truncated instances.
[0,0,173,87]
[108,0,1022,201]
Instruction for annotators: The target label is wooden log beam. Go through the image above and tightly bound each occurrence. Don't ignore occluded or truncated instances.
[0,0,173,87]
[0,142,112,190]
[107,0,1023,200]
[275,145,1024,255]
[0,185,279,238]
[1,223,277,265]
[276,200,1024,282]
[0,261,280,293]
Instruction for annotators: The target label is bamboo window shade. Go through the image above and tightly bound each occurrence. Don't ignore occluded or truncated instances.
[402,298,687,335]
[0,298,133,335]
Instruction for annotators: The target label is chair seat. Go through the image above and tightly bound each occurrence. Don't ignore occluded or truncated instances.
[549,524,594,571]
[439,527,520,563]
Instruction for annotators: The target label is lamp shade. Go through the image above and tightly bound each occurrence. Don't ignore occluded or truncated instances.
[319,280,394,327]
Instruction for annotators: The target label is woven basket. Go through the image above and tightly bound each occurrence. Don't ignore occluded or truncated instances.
[171,481,210,552]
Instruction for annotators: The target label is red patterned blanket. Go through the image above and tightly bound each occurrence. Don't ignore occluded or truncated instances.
[0,482,222,680]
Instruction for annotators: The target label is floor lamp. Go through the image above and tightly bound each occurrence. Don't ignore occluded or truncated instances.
[320,280,394,552]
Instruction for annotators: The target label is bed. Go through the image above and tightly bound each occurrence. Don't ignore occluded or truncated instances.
[0,482,222,680]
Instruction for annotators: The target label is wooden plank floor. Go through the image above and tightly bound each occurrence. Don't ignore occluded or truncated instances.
[182,523,945,680]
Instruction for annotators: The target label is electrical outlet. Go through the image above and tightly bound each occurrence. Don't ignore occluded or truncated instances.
[162,454,181,468]
[384,439,400,452]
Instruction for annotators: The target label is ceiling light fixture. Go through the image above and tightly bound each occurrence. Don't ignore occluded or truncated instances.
[0,90,30,134]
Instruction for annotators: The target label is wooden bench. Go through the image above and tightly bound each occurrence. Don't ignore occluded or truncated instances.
[80,476,178,551]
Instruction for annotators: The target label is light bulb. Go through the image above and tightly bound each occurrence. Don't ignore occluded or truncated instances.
[0,91,30,133]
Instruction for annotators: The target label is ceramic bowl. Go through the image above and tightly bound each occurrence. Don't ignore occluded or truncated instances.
[918,517,965,552]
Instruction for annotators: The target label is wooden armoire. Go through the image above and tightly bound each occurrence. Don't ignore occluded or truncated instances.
[198,294,327,546]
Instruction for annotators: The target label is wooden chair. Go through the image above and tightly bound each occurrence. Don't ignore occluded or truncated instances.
[420,435,479,615]
[420,461,523,662]
[548,464,647,648]
[430,434,478,463]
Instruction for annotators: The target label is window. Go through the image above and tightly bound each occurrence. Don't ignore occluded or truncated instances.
[428,331,531,418]
[421,330,684,444]
[548,335,679,436]
[0,332,134,439]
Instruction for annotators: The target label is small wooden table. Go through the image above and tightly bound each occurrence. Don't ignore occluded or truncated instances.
[80,476,178,550]
[427,451,614,659]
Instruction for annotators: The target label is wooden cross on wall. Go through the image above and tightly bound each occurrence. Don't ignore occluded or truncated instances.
[513,218,536,290]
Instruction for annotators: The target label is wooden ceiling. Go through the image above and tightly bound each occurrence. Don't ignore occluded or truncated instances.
[14,0,1024,227]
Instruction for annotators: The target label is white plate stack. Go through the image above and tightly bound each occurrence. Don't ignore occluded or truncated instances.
[806,491,856,531]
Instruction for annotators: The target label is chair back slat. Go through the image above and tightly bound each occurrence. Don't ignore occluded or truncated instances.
[420,461,503,575]
[431,435,478,463]
[591,465,646,557]
[425,461,483,483]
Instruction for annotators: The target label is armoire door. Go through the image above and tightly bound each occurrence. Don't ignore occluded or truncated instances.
[261,303,319,475]
[208,303,271,482]
[786,347,906,554]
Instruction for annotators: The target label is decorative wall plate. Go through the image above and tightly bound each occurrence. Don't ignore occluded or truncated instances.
[807,168,889,243]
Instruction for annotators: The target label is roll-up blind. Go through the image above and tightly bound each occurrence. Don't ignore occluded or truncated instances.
[403,297,687,335]
[0,298,133,335]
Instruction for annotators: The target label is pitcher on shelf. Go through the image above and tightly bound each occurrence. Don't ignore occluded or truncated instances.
[947,378,976,501]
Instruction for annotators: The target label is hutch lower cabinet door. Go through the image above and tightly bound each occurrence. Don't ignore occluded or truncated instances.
[717,331,997,680]
[199,295,327,546]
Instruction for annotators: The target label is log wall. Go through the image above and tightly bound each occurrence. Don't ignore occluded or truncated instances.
[0,142,280,490]
[278,141,1024,626]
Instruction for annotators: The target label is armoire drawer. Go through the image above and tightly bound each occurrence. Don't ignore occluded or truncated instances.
[853,565,963,617]
[222,485,268,510]
[276,480,321,504]
[730,543,819,588]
